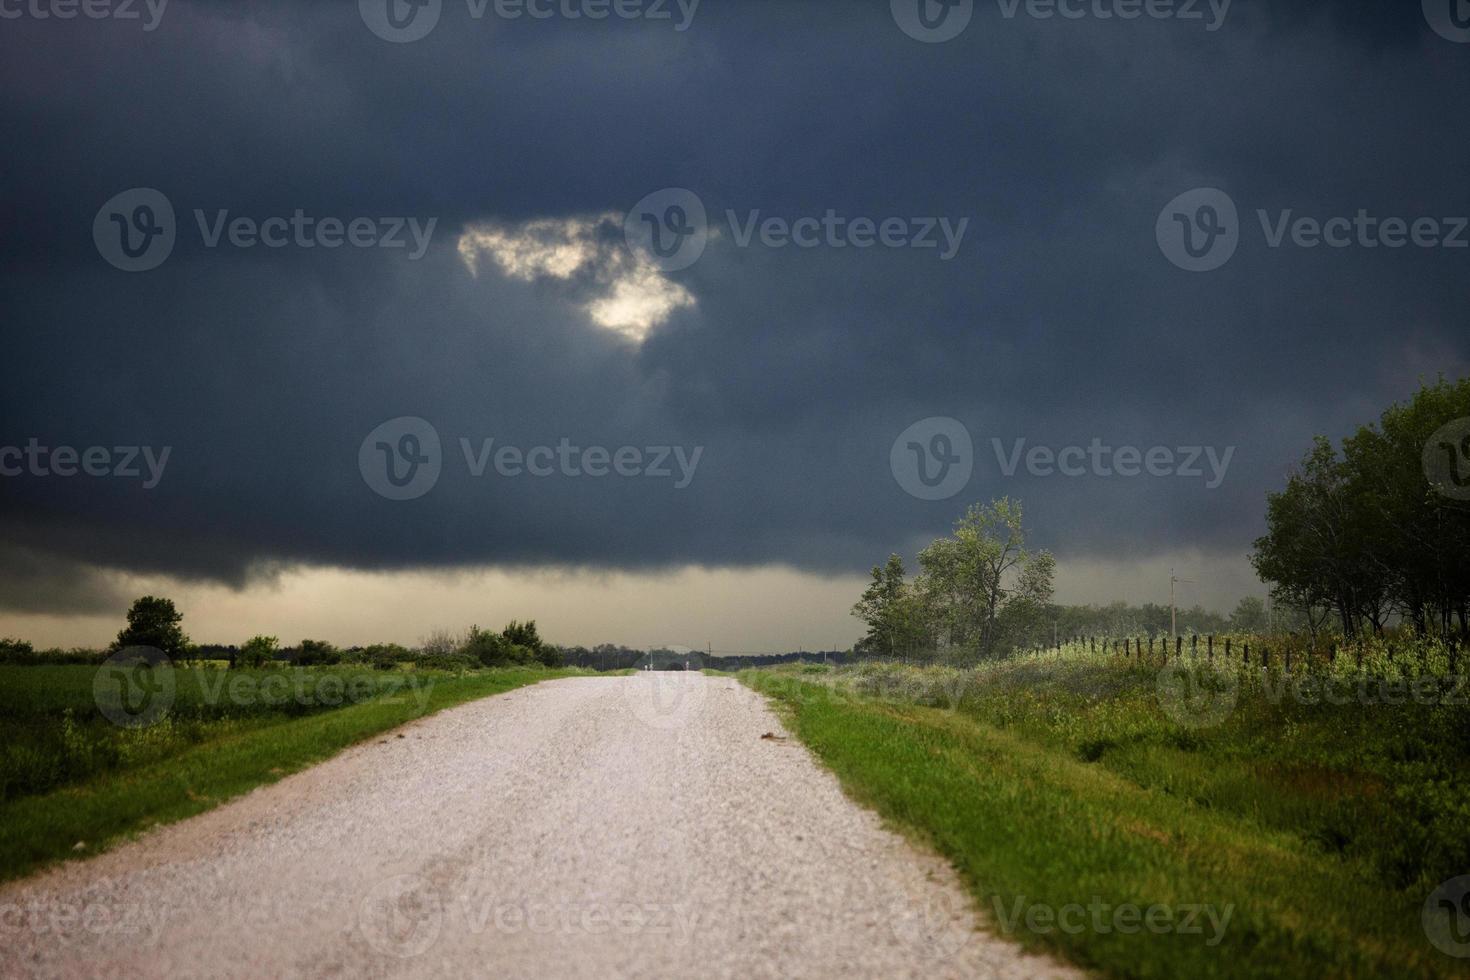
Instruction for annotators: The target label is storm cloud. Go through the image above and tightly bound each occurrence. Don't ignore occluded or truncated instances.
[2,0,1468,615]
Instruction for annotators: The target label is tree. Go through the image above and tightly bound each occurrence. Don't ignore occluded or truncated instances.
[501,620,543,652]
[295,639,341,666]
[463,626,513,667]
[113,596,189,660]
[240,635,279,668]
[914,498,1054,660]
[1228,597,1268,634]
[1253,377,1470,641]
[852,555,912,657]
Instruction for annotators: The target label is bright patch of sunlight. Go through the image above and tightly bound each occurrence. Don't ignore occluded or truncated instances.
[458,215,695,343]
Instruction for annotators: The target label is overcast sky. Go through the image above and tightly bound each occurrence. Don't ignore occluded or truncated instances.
[2,1,1468,649]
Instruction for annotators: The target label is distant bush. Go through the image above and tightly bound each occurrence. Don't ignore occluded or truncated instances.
[416,652,478,672]
[0,643,108,666]
[239,635,278,669]
[462,626,514,667]
[0,638,35,664]
[348,643,409,670]
[294,639,341,667]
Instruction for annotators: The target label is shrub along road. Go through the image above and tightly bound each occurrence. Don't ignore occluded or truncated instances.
[0,674,1074,979]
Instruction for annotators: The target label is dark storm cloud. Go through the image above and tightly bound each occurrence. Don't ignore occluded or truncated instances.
[2,0,1468,610]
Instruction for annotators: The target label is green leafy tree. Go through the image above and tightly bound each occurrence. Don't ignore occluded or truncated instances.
[1229,597,1269,634]
[113,596,189,660]
[852,555,913,657]
[295,639,341,666]
[915,498,1054,659]
[240,635,279,668]
[501,620,543,651]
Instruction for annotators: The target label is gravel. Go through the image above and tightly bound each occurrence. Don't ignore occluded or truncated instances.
[0,673,1080,979]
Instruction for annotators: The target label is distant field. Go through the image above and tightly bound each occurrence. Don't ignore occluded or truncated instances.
[742,647,1470,979]
[0,664,590,881]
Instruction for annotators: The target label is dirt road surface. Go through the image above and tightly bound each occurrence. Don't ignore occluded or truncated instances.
[0,674,1079,979]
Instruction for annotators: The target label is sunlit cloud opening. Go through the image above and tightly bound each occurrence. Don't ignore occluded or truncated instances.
[458,215,695,343]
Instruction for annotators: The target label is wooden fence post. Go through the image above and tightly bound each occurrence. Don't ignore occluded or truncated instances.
[1243,643,1250,666]
[1207,635,1214,661]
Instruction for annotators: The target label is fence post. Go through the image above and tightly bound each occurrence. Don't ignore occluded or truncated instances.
[1192,634,1198,658]
[1208,635,1214,660]
[1176,636,1183,657]
[1149,636,1155,657]
[1225,638,1232,660]
[1243,643,1250,666]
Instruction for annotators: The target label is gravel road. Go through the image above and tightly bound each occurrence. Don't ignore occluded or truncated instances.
[0,674,1079,979]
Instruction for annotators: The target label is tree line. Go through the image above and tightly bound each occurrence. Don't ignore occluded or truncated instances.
[1252,377,1470,641]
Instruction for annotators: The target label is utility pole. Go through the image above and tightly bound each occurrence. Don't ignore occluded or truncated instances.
[1170,569,1195,637]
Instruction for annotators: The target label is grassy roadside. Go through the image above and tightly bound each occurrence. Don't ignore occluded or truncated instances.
[0,667,585,883]
[740,664,1463,980]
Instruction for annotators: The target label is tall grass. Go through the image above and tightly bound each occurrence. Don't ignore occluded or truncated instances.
[742,642,1470,978]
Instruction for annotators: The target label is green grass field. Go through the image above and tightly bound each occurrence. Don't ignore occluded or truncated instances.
[741,654,1470,979]
[0,664,587,882]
